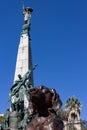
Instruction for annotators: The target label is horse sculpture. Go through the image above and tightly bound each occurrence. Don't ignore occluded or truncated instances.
[25,86,63,130]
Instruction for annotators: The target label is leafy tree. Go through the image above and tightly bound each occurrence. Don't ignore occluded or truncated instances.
[81,120,87,130]
[57,109,68,121]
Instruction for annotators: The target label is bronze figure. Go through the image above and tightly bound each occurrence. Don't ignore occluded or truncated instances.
[26,86,63,130]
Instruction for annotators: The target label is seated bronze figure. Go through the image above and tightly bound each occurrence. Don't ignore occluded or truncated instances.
[26,86,63,130]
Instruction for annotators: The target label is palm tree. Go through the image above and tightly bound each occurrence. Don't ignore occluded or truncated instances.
[65,96,81,111]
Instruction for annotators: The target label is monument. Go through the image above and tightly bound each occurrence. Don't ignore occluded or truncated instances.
[2,5,64,130]
[14,5,33,86]
[3,6,35,130]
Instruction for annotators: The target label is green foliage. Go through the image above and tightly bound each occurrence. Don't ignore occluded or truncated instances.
[81,120,87,130]
[57,109,68,121]
[65,96,81,110]
[0,116,5,125]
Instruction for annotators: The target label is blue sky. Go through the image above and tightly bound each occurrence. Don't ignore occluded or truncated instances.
[0,0,87,120]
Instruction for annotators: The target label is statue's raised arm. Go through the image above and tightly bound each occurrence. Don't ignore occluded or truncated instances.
[21,64,38,84]
[10,64,38,96]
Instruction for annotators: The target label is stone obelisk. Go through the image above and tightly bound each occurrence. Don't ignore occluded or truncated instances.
[14,7,33,85]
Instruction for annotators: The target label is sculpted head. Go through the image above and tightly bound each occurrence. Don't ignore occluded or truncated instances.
[28,86,62,114]
[26,86,63,130]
